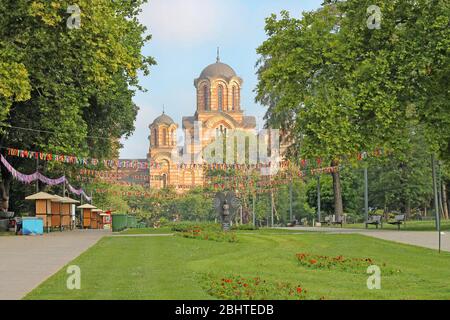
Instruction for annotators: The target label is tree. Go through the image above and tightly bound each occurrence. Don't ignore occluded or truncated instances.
[0,0,155,211]
[255,1,450,219]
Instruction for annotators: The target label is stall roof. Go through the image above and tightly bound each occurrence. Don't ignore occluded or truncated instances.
[60,197,80,204]
[51,195,65,203]
[91,209,103,212]
[77,204,97,209]
[25,192,58,201]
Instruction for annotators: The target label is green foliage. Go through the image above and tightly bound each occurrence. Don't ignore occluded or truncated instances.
[172,190,215,221]
[168,221,221,233]
[256,0,450,165]
[231,223,258,231]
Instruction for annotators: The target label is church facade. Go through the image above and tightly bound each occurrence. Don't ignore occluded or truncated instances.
[147,56,257,190]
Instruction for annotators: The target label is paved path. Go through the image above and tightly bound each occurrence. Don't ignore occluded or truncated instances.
[276,227,450,252]
[0,230,108,300]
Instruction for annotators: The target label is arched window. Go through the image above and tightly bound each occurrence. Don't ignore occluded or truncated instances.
[171,129,176,146]
[162,174,167,188]
[218,85,224,111]
[203,86,209,111]
[232,86,236,111]
[162,128,167,146]
[153,128,158,147]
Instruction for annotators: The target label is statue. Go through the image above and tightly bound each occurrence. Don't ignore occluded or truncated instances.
[214,191,240,231]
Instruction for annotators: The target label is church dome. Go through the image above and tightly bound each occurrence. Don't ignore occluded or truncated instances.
[199,61,237,79]
[151,113,175,127]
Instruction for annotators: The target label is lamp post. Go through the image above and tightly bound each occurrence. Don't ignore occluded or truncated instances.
[431,154,441,253]
[364,167,369,223]
[289,178,293,222]
[317,176,321,225]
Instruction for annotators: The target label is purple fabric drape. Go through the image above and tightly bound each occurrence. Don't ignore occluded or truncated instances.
[1,154,92,201]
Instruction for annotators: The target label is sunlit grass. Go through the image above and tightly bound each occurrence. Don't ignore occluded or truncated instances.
[24,231,450,300]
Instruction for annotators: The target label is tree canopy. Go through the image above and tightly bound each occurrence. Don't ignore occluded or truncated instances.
[0,0,155,211]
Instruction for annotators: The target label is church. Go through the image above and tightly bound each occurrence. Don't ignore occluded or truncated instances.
[147,54,257,189]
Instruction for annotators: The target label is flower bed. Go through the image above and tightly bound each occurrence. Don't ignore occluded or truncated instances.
[296,253,400,274]
[206,275,312,300]
[178,226,238,243]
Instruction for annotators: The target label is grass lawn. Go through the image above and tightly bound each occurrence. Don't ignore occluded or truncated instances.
[345,220,450,231]
[0,231,14,236]
[24,231,450,300]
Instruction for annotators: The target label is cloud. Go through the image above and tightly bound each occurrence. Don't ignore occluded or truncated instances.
[139,0,242,45]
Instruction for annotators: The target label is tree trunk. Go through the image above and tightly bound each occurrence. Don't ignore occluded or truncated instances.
[0,169,12,212]
[405,198,411,219]
[331,161,343,219]
[442,183,449,220]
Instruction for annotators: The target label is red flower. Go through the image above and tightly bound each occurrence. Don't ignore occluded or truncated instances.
[243,283,249,288]
[310,259,318,264]
[297,287,302,294]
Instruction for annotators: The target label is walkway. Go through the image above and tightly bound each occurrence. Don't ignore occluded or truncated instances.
[0,229,108,300]
[277,227,450,252]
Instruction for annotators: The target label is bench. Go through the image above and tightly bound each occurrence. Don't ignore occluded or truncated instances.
[287,219,298,227]
[330,216,344,228]
[321,215,344,227]
[365,215,383,229]
[320,216,331,225]
[387,214,405,230]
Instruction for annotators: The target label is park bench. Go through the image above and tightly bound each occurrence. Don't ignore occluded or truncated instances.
[320,216,331,225]
[387,214,406,230]
[320,215,344,227]
[330,215,344,228]
[287,219,298,227]
[365,215,383,229]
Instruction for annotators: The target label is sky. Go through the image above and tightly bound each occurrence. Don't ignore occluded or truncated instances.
[119,0,323,159]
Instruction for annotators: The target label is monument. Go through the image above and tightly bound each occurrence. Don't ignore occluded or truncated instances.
[214,191,240,231]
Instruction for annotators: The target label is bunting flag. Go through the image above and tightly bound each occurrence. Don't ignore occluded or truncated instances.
[5,147,160,169]
[0,154,91,201]
[4,146,391,170]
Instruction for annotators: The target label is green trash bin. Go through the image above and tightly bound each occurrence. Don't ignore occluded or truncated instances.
[112,214,128,232]
[127,215,137,229]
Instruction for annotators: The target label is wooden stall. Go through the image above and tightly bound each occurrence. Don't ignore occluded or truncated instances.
[77,204,97,229]
[91,209,103,229]
[50,195,64,231]
[60,197,80,230]
[25,192,58,233]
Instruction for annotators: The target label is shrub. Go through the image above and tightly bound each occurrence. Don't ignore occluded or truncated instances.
[178,229,238,243]
[169,221,221,232]
[231,223,258,231]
